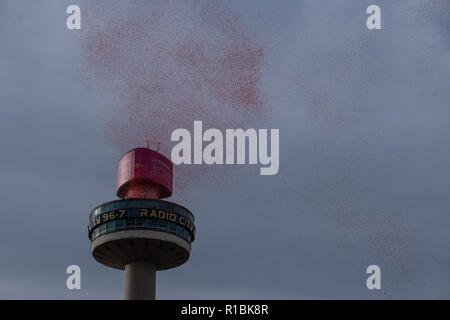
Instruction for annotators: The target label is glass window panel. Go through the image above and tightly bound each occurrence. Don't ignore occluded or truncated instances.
[126,218,135,228]
[144,218,153,227]
[136,218,146,227]
[159,220,168,231]
[116,219,125,228]
[106,221,114,231]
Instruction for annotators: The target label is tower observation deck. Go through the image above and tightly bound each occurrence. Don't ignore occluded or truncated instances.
[88,148,196,299]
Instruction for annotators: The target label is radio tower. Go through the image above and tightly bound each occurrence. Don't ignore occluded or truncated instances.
[88,147,196,299]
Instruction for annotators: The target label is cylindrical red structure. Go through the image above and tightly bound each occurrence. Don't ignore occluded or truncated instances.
[116,148,173,199]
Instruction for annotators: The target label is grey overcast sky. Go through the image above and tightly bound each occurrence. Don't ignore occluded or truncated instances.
[0,0,449,299]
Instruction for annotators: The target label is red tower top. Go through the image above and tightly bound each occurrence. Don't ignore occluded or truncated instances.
[116,148,173,199]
